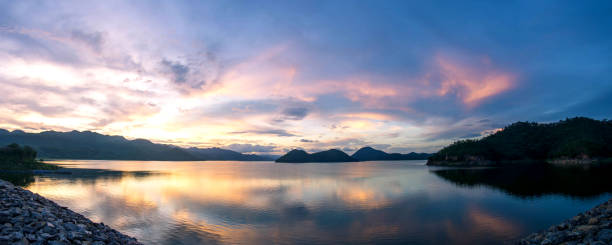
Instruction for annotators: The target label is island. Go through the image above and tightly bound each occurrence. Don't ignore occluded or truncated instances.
[427,117,612,166]
[351,146,432,161]
[275,149,358,163]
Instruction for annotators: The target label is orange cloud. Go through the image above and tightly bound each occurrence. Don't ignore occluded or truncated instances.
[340,113,394,121]
[436,55,514,106]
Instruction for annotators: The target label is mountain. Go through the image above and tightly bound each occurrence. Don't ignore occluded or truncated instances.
[427,117,612,166]
[276,149,358,163]
[185,147,271,161]
[0,129,272,161]
[351,146,432,161]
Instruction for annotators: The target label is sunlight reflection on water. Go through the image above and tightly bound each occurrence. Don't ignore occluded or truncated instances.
[19,160,612,245]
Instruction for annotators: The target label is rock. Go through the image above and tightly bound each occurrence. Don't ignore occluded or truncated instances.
[576,225,597,233]
[596,229,612,242]
[541,238,552,245]
[13,237,30,245]
[0,179,141,245]
[557,223,570,230]
[545,232,567,243]
[39,233,54,240]
[11,232,24,241]
[0,235,12,242]
[62,223,78,231]
[515,198,612,245]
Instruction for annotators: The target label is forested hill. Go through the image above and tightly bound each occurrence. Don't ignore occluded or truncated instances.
[427,117,612,166]
[276,149,358,163]
[0,129,272,161]
[351,147,431,161]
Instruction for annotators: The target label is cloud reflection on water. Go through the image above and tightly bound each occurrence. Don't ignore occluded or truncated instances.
[22,161,610,244]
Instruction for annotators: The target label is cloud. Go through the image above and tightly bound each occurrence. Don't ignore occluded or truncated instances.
[225,143,277,153]
[161,59,190,84]
[299,139,317,143]
[339,113,393,121]
[280,107,309,120]
[230,128,297,137]
[420,117,505,141]
[0,0,610,154]
[434,55,515,106]
[70,30,105,53]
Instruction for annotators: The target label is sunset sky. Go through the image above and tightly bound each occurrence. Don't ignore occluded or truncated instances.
[1,1,611,154]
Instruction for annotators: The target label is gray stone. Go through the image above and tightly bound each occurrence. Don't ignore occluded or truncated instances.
[596,229,612,242]
[62,223,78,231]
[545,232,566,244]
[11,232,24,241]
[0,180,141,245]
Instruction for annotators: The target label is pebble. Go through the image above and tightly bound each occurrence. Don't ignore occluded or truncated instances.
[0,179,141,244]
[515,198,612,244]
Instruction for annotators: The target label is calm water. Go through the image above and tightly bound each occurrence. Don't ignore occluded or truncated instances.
[4,160,612,244]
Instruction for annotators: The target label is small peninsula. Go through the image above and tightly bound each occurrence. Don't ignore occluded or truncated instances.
[275,149,358,163]
[0,143,59,170]
[351,146,431,161]
[427,117,612,166]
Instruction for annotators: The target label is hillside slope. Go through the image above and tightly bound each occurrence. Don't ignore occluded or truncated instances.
[351,147,431,161]
[276,149,358,163]
[427,117,612,166]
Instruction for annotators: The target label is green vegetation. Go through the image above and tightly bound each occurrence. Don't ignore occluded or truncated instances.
[0,143,60,170]
[276,149,358,163]
[428,117,612,165]
[351,146,432,161]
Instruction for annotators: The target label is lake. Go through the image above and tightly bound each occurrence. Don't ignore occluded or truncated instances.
[4,160,612,244]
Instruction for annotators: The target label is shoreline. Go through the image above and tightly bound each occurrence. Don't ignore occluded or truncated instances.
[0,179,141,244]
[427,158,612,166]
[515,198,612,244]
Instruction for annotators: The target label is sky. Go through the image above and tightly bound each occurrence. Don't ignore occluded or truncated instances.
[0,1,611,155]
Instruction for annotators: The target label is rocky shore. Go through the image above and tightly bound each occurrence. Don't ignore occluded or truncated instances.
[516,198,612,245]
[0,179,141,245]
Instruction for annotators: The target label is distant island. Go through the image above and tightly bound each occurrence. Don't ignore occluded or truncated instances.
[0,143,59,170]
[427,117,612,166]
[0,129,274,161]
[276,147,431,163]
[276,149,358,163]
[351,146,432,161]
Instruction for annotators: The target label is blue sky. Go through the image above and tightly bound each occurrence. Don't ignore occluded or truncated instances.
[0,1,611,154]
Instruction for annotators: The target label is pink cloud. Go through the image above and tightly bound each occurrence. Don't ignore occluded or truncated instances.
[435,55,515,106]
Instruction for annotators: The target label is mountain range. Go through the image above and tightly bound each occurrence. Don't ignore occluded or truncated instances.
[0,129,273,161]
[275,147,432,163]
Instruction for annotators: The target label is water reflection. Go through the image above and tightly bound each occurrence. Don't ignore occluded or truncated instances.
[1,160,609,244]
[431,164,612,198]
[0,171,35,187]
